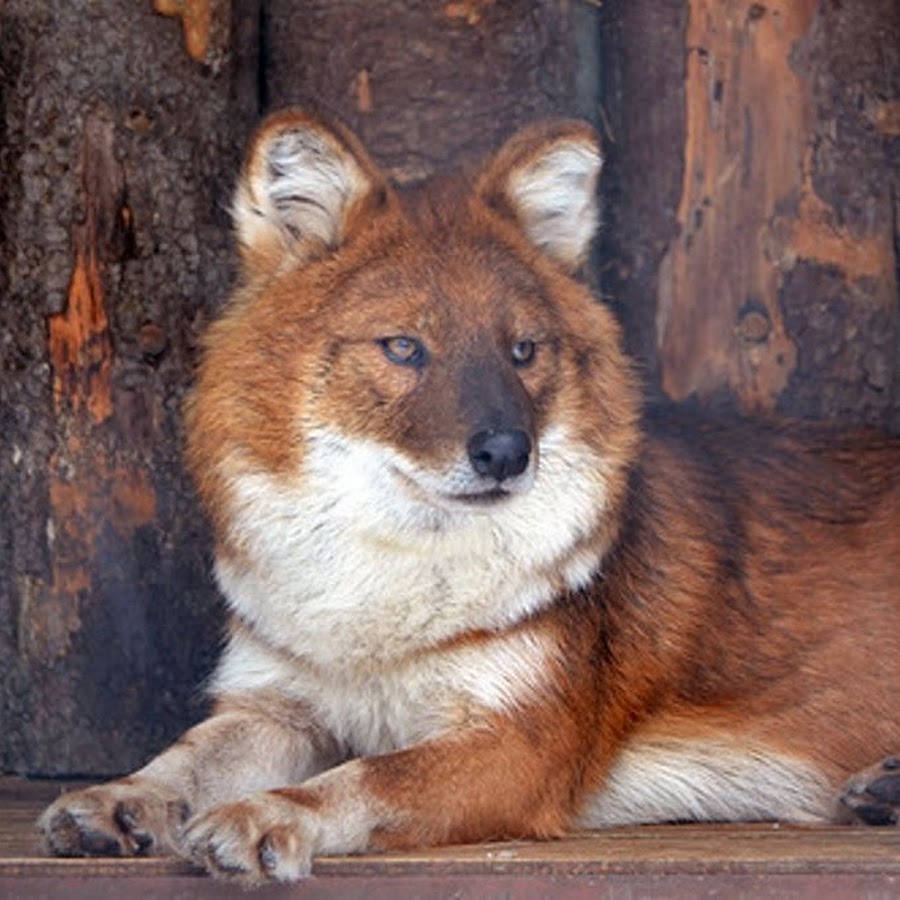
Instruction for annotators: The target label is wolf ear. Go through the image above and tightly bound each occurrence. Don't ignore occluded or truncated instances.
[233,109,388,278]
[477,120,602,271]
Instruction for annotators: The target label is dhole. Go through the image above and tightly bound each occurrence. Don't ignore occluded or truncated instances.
[40,109,900,884]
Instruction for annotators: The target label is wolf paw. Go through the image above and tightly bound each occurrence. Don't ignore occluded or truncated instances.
[38,779,189,857]
[838,756,900,826]
[181,793,316,885]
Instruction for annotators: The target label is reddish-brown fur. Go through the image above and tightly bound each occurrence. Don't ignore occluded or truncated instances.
[38,109,900,886]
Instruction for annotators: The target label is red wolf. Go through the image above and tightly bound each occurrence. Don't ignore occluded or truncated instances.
[40,109,900,885]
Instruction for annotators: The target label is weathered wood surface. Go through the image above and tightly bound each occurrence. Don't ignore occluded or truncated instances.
[3,778,900,900]
[3,874,900,900]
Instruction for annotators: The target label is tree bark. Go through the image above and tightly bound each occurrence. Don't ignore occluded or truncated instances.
[595,0,687,389]
[0,0,243,776]
[261,0,598,180]
[599,0,899,429]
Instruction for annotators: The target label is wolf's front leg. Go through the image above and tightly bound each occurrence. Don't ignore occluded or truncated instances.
[182,721,579,885]
[39,698,334,858]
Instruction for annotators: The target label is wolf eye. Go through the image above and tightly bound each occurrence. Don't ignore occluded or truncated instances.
[511,339,536,367]
[378,336,426,367]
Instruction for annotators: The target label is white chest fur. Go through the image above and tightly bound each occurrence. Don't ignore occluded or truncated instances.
[216,426,609,668]
[211,425,610,751]
[212,623,557,756]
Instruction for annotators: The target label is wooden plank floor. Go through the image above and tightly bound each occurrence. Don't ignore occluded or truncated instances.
[2,777,899,898]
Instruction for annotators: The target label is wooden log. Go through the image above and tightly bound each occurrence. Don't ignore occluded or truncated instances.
[0,0,243,775]
[261,0,598,181]
[651,0,899,426]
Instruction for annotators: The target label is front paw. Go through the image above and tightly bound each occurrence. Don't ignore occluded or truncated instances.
[838,756,900,826]
[38,778,190,857]
[181,793,317,885]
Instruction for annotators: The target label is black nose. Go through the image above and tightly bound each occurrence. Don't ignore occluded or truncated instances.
[467,428,532,482]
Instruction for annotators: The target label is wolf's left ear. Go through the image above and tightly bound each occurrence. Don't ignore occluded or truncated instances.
[233,109,389,279]
[477,120,602,272]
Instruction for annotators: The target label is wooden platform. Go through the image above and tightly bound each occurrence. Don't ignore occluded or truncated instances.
[2,777,899,898]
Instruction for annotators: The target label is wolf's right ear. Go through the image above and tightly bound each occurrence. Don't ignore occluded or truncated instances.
[233,109,389,279]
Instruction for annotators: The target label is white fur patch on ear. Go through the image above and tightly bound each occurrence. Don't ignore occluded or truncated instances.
[506,141,602,270]
[234,123,371,269]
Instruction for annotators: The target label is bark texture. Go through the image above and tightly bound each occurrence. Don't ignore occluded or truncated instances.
[261,0,598,180]
[0,0,242,775]
[595,0,688,390]
[647,0,898,428]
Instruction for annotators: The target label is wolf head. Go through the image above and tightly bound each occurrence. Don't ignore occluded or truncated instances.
[191,110,637,510]
[188,111,640,650]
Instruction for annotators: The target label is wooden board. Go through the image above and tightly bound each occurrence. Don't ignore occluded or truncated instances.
[3,777,900,898]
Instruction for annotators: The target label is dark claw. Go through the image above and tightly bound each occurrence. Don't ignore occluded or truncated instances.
[865,775,900,806]
[114,802,139,833]
[851,803,899,827]
[113,801,154,855]
[132,830,155,854]
[839,756,900,827]
[259,835,279,874]
[80,827,124,856]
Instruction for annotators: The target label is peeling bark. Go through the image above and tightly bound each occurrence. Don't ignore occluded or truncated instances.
[0,0,240,775]
[153,0,230,67]
[649,0,898,427]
